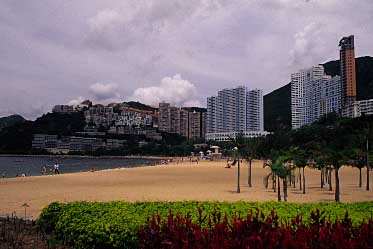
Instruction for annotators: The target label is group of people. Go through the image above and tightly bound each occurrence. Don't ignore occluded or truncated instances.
[41,163,60,175]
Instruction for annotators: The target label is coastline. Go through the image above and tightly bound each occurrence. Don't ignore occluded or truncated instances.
[1,160,372,219]
[0,154,173,160]
[0,155,171,179]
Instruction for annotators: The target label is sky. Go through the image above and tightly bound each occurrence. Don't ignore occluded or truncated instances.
[1,0,373,120]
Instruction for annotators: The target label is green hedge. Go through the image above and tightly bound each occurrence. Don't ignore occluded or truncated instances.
[37,201,373,248]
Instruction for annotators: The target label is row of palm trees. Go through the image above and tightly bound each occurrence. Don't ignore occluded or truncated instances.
[224,114,373,202]
[230,140,371,202]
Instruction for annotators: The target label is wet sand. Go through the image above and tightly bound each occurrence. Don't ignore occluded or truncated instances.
[0,160,372,219]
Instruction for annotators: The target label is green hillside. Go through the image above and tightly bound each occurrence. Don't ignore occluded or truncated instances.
[264,56,373,131]
[123,101,158,111]
[0,114,25,131]
[263,84,291,131]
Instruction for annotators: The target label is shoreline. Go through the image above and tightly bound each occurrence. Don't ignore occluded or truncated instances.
[0,154,173,160]
[1,160,372,219]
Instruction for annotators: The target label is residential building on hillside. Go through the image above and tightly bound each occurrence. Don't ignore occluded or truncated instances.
[52,105,74,113]
[291,65,324,129]
[84,105,118,128]
[205,131,270,142]
[343,99,373,118]
[304,75,342,125]
[158,103,207,140]
[106,139,126,150]
[206,86,266,141]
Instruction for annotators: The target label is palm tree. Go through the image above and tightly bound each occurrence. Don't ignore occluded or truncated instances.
[264,151,291,202]
[233,146,241,193]
[241,138,260,188]
[323,147,350,202]
[290,147,308,194]
[315,156,327,188]
[366,139,370,191]
[229,133,246,194]
[352,148,365,188]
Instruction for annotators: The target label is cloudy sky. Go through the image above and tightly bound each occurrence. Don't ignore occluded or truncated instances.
[1,0,372,119]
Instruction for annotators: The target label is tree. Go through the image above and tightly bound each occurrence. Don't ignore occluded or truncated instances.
[315,156,327,188]
[241,138,260,188]
[290,147,308,194]
[352,148,366,188]
[233,147,241,193]
[264,151,291,202]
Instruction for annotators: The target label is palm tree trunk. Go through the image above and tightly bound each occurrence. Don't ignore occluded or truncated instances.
[273,173,276,192]
[367,139,370,191]
[248,159,252,187]
[283,178,287,202]
[335,166,340,202]
[321,169,323,188]
[237,157,240,193]
[277,175,281,202]
[359,167,362,188]
[302,167,306,194]
[329,168,333,191]
[293,170,296,188]
[299,168,302,191]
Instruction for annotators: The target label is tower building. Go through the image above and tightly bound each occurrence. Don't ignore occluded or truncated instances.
[339,35,356,107]
[206,86,267,141]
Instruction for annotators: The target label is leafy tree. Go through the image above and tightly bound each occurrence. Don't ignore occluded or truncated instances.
[241,138,261,188]
[289,147,308,194]
[264,151,291,202]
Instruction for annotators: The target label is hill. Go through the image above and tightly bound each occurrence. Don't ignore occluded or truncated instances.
[264,56,373,131]
[0,112,86,154]
[0,114,25,130]
[123,101,158,111]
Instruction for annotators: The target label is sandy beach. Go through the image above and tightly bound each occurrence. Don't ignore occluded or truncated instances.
[0,160,372,219]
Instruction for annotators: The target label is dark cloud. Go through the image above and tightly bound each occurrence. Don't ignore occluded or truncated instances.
[0,0,373,119]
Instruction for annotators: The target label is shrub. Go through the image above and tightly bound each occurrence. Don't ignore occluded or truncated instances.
[37,201,373,248]
[138,209,373,249]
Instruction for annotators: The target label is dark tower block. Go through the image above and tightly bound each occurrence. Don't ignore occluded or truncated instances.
[339,35,357,107]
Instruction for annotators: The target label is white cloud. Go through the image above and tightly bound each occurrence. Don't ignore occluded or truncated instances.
[67,96,85,106]
[1,0,373,119]
[130,74,201,107]
[289,22,325,68]
[89,83,119,101]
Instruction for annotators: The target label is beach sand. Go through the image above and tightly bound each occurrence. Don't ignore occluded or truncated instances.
[0,160,372,219]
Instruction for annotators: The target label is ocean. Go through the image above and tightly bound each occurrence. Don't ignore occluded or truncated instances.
[0,156,158,178]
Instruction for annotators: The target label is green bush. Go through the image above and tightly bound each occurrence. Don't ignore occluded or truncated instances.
[37,201,373,248]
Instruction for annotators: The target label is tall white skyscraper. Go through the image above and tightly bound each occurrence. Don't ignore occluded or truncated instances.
[291,65,342,129]
[206,86,264,140]
[291,65,324,129]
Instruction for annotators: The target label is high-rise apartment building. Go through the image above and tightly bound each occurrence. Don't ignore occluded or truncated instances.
[339,35,356,107]
[206,86,264,140]
[304,75,342,125]
[291,65,342,129]
[158,103,206,140]
[159,102,171,133]
[291,65,324,129]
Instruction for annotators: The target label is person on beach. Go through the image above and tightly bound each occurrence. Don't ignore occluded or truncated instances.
[41,165,47,175]
[54,163,60,174]
[1,172,5,178]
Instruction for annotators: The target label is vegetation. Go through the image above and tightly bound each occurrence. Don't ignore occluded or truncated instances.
[0,214,67,249]
[0,114,25,131]
[123,101,158,112]
[139,209,373,249]
[221,113,373,202]
[37,201,373,248]
[263,83,291,131]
